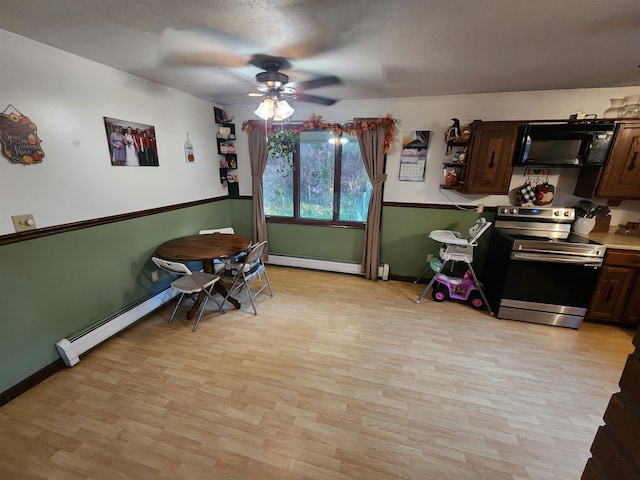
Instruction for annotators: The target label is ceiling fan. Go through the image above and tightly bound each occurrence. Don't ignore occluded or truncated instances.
[248,54,340,106]
[160,28,343,108]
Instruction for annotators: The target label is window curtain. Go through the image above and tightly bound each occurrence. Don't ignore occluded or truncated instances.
[356,118,388,280]
[246,122,269,257]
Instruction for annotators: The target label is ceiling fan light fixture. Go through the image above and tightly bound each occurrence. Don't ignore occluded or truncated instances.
[254,97,275,120]
[273,100,294,121]
[255,97,294,121]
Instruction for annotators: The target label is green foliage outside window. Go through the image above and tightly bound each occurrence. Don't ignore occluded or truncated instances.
[263,129,371,224]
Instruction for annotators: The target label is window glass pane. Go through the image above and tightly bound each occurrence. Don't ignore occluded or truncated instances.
[263,152,293,217]
[299,131,334,220]
[339,134,371,222]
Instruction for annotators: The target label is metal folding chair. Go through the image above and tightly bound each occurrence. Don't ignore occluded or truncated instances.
[198,227,235,272]
[221,241,273,315]
[151,256,226,331]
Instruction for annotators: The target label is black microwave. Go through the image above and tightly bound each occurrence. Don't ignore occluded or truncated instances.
[515,122,616,166]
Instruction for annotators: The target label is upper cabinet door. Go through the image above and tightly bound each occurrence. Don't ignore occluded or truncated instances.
[597,122,640,199]
[463,122,521,195]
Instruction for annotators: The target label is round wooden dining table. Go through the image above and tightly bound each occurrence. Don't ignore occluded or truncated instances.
[155,233,251,315]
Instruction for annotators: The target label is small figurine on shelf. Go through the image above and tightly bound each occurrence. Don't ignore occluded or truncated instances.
[460,125,472,142]
[444,118,461,154]
[214,107,234,124]
[445,118,461,142]
[444,167,458,186]
[453,150,467,164]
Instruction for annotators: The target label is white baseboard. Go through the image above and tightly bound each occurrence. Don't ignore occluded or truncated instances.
[55,288,178,367]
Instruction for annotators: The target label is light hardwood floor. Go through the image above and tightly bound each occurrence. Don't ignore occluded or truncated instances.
[0,266,635,480]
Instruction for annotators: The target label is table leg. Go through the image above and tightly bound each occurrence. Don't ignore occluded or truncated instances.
[187,260,241,318]
[214,281,241,309]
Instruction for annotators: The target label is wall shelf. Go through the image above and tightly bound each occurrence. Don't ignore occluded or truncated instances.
[216,122,239,196]
[447,140,470,147]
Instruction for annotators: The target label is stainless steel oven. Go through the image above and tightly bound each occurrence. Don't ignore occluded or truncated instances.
[483,206,606,329]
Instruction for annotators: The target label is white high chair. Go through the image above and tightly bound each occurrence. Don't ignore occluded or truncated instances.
[416,217,493,314]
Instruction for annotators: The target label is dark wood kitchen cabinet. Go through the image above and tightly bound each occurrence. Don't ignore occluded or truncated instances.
[586,249,640,325]
[462,121,522,194]
[597,122,640,198]
[624,275,640,323]
[574,121,640,199]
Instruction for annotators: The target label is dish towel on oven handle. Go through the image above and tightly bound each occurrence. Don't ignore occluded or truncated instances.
[516,183,536,206]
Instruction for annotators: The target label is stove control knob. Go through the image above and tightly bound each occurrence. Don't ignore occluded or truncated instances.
[554,210,560,216]
[500,208,508,214]
[564,211,571,216]
[510,208,517,214]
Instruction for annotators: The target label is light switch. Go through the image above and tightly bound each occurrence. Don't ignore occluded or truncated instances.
[11,214,37,232]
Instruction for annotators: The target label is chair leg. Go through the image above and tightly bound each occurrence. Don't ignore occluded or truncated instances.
[223,276,244,308]
[243,272,258,315]
[416,260,448,304]
[243,269,273,315]
[416,275,438,304]
[204,285,226,314]
[192,285,227,332]
[192,297,209,332]
[262,269,273,297]
[169,293,185,323]
[414,264,432,284]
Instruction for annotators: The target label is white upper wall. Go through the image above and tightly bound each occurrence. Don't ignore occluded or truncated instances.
[0,29,226,236]
[2,27,639,236]
[229,89,640,226]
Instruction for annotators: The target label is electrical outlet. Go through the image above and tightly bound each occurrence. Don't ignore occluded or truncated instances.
[151,270,159,282]
[11,214,36,232]
[476,204,484,213]
[426,253,433,262]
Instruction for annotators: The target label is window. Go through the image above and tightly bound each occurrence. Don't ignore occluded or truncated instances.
[263,129,372,226]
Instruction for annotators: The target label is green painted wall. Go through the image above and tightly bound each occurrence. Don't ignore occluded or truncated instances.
[229,198,253,239]
[1,197,494,395]
[267,223,365,262]
[0,200,231,393]
[380,206,495,278]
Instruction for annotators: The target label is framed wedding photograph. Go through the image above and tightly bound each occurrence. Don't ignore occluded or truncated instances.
[104,117,159,166]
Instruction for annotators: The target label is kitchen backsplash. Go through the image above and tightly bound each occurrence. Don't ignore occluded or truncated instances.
[508,166,640,228]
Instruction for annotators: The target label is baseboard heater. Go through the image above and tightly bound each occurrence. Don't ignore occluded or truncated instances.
[55,288,178,367]
[267,255,389,280]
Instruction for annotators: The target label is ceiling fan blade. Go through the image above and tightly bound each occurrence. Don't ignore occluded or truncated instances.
[275,38,340,61]
[160,28,252,67]
[294,92,338,106]
[293,75,341,91]
[163,51,248,68]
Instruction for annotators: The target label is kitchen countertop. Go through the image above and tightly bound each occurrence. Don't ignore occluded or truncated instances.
[585,227,640,252]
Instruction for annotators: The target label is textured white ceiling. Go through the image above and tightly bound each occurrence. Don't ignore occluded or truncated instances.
[1,0,639,106]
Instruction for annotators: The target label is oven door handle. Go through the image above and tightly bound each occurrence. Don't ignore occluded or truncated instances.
[511,251,603,266]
